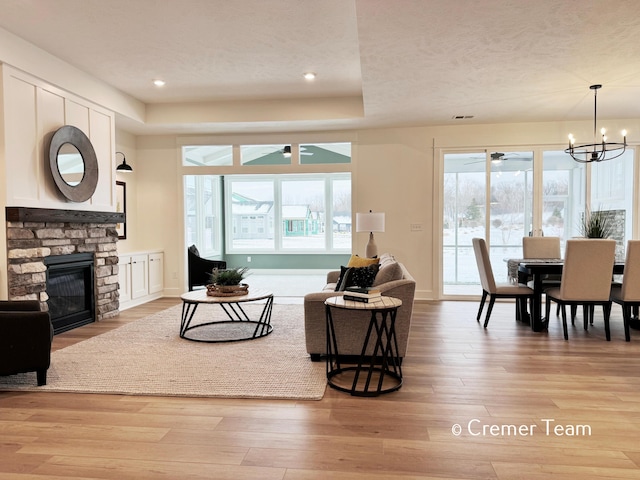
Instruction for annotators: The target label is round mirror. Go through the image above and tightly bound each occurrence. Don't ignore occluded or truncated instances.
[57,142,85,186]
[48,125,99,202]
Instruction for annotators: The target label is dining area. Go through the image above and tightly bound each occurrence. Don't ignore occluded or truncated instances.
[473,236,640,341]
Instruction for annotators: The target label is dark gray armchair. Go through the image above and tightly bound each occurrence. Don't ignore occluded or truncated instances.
[0,300,53,386]
[188,245,227,291]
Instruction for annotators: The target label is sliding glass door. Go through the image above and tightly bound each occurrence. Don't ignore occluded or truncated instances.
[443,151,533,295]
[443,148,635,297]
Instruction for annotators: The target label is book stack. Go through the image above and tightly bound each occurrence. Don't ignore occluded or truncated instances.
[343,286,383,303]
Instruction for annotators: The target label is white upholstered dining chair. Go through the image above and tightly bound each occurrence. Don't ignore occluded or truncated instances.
[544,239,616,340]
[523,236,563,314]
[522,236,561,259]
[472,238,534,328]
[610,240,640,342]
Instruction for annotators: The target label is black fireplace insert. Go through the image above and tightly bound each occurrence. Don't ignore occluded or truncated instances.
[45,253,95,334]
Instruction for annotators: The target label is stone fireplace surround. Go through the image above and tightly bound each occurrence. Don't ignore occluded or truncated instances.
[5,207,126,321]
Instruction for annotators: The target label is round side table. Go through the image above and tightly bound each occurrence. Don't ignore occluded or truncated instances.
[324,295,403,396]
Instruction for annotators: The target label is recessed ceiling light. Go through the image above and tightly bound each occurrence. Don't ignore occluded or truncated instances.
[303,72,316,81]
[153,79,166,87]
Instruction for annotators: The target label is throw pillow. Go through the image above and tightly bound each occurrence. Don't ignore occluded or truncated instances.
[346,254,379,268]
[336,264,380,291]
[334,265,351,291]
[373,261,403,286]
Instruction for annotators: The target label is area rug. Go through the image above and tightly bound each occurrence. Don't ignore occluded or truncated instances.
[0,303,327,400]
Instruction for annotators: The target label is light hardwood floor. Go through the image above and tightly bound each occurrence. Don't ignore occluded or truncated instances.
[2,298,640,479]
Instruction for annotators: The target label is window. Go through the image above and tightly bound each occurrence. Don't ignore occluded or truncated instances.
[225,173,351,253]
[228,179,275,249]
[184,175,222,258]
[299,143,351,164]
[183,146,232,166]
[281,179,324,249]
[240,145,291,165]
[542,150,586,243]
[590,149,634,259]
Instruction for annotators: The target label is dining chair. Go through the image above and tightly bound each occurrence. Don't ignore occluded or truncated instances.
[472,238,534,328]
[610,240,640,341]
[522,236,561,259]
[544,239,616,340]
[523,236,563,314]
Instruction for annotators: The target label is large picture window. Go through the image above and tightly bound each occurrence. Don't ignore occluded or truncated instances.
[225,173,351,253]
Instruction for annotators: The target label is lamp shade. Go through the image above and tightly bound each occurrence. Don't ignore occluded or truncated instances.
[356,212,385,233]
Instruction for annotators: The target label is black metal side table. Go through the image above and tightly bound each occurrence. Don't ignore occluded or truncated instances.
[324,295,403,396]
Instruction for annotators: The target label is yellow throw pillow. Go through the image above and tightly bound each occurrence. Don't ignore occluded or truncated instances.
[346,254,379,268]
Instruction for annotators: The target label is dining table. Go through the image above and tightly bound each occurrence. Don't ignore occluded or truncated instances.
[513,259,625,332]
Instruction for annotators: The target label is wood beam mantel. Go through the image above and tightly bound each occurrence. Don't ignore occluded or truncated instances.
[5,207,125,224]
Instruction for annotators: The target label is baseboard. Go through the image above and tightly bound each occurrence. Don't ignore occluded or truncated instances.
[246,269,332,275]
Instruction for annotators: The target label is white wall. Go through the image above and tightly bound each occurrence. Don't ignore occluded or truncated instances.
[115,129,138,254]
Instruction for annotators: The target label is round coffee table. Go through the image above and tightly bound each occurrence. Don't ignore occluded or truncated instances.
[179,288,273,342]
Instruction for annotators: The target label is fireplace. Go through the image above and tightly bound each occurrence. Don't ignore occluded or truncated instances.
[6,206,124,329]
[45,253,96,334]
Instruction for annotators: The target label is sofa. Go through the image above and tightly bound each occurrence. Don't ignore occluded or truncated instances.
[0,300,53,386]
[303,253,416,362]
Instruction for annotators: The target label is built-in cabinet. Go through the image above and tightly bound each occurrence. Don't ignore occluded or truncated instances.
[118,251,164,310]
[148,253,164,294]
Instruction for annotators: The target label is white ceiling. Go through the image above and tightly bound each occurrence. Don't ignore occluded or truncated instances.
[1,0,640,135]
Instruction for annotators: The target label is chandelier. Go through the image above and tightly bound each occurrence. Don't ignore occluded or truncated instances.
[565,84,627,163]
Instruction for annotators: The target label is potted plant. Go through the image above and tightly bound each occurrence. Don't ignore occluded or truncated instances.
[579,208,613,238]
[207,267,250,296]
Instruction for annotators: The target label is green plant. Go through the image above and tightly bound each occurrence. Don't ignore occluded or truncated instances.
[579,208,613,238]
[209,267,249,286]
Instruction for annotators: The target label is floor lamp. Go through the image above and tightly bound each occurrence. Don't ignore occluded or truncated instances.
[356,211,385,258]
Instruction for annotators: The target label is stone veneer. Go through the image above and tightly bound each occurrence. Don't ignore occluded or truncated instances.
[6,209,122,321]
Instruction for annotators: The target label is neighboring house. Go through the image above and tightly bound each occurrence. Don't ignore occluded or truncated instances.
[282,205,313,237]
[231,193,274,240]
[333,216,352,233]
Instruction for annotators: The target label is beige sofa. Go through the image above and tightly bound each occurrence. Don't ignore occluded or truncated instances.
[303,253,416,362]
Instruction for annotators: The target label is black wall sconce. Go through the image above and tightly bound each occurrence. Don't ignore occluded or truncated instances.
[116,151,133,172]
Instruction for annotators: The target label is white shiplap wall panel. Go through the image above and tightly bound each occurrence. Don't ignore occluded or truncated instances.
[4,74,39,204]
[2,66,116,211]
[37,87,66,204]
[88,108,113,209]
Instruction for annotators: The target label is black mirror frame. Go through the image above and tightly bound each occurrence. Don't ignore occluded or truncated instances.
[48,125,99,203]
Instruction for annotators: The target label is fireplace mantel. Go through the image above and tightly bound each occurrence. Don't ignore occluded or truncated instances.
[6,206,125,224]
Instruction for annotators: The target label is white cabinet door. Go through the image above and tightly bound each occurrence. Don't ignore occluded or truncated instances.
[148,252,164,294]
[131,254,149,299]
[118,255,132,304]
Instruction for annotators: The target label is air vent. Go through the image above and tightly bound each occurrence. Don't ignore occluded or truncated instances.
[452,115,475,120]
